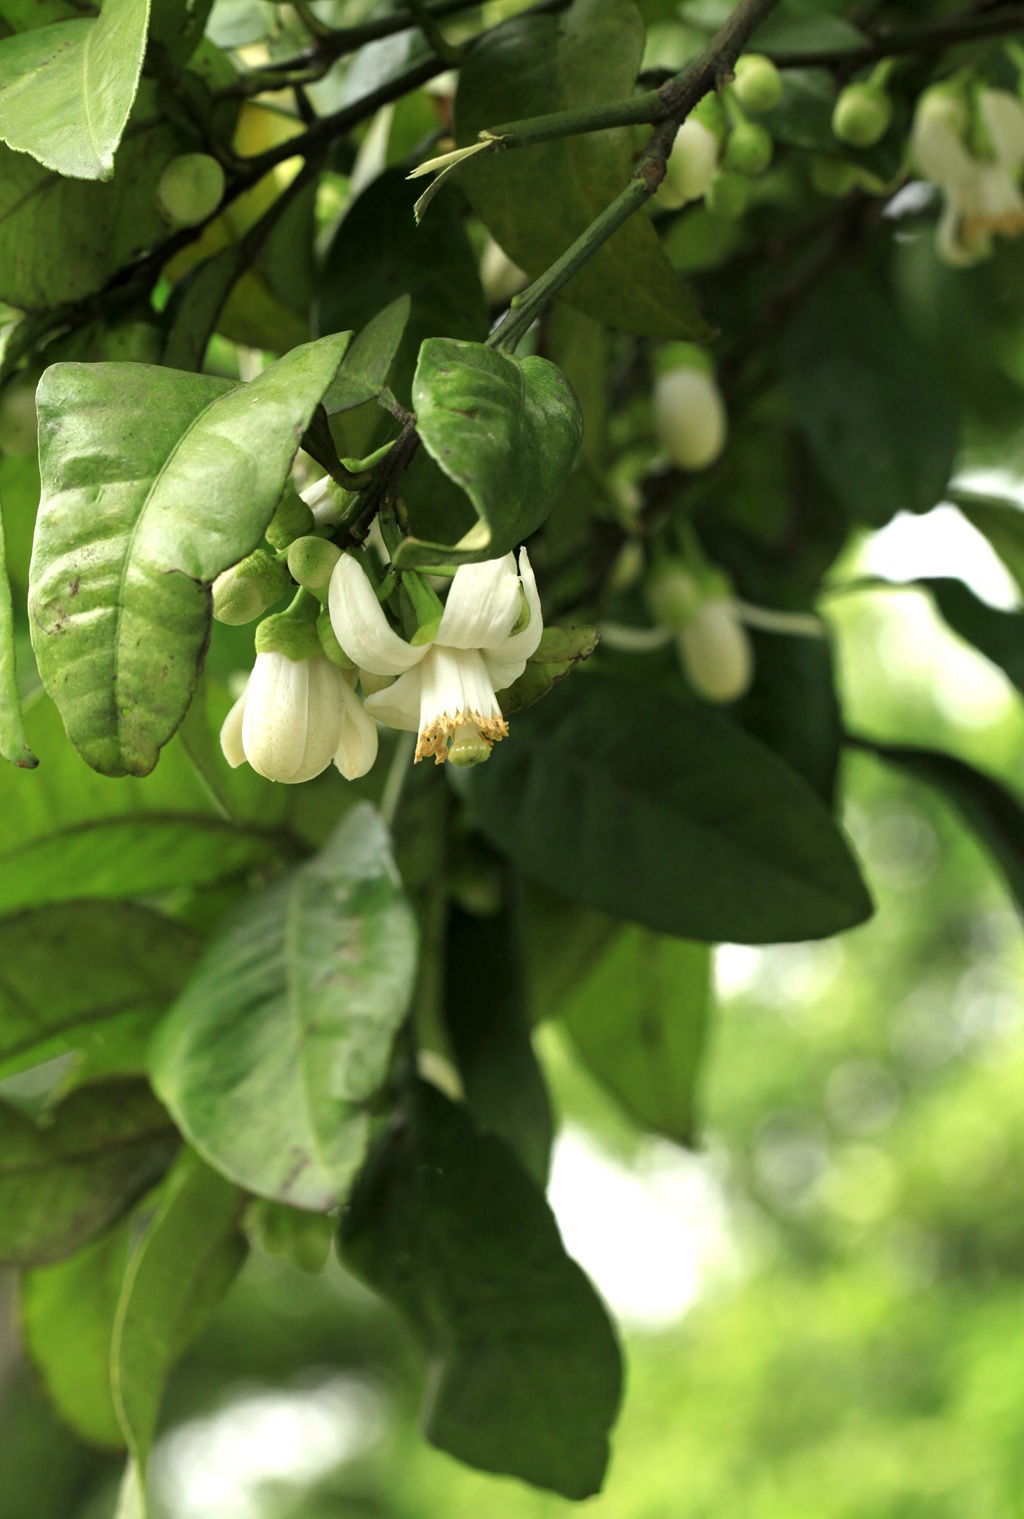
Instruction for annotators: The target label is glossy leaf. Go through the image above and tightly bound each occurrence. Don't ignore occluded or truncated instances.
[445,896,553,1185]
[0,482,34,767]
[113,1153,247,1518]
[849,736,1024,914]
[0,902,201,1081]
[921,577,1024,696]
[323,295,411,415]
[151,805,418,1211]
[341,1080,622,1498]
[0,0,149,180]
[502,624,600,716]
[29,334,351,777]
[0,1080,178,1266]
[466,675,873,943]
[561,927,711,1145]
[455,0,707,339]
[781,270,958,528]
[398,338,583,564]
[729,626,840,806]
[20,1225,130,1450]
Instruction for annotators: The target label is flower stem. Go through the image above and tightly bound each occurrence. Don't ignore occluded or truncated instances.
[381,731,417,827]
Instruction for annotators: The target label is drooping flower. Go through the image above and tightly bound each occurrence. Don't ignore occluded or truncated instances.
[328,549,542,765]
[911,86,1024,265]
[220,650,378,783]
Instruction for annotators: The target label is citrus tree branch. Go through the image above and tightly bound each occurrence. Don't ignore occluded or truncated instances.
[764,0,1024,70]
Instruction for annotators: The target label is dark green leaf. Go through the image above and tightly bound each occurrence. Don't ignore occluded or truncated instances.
[148,0,215,70]
[323,296,411,415]
[316,170,487,412]
[0,902,201,1081]
[29,334,350,777]
[455,0,708,339]
[397,338,583,564]
[0,481,34,768]
[466,674,873,942]
[501,623,600,715]
[729,626,840,805]
[0,1080,178,1266]
[781,269,958,527]
[848,735,1024,915]
[561,927,711,1146]
[162,246,245,373]
[341,1080,622,1499]
[921,577,1024,695]
[20,1224,130,1450]
[151,805,418,1210]
[113,1152,247,1516]
[445,896,553,1184]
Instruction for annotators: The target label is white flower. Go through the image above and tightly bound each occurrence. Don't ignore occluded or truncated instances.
[220,651,378,783]
[912,87,1024,265]
[654,365,727,471]
[656,118,720,210]
[328,549,542,765]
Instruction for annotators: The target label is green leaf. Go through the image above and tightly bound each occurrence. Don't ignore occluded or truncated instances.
[0,0,149,180]
[0,481,34,768]
[317,170,488,412]
[455,0,707,339]
[0,1080,178,1266]
[0,108,179,308]
[396,338,583,564]
[501,623,600,715]
[29,334,351,777]
[340,1080,622,1499]
[781,269,959,528]
[920,577,1024,696]
[953,491,1024,597]
[0,902,201,1082]
[561,927,711,1145]
[20,1225,130,1450]
[848,736,1024,915]
[729,626,840,806]
[323,296,411,415]
[162,246,245,374]
[149,0,215,71]
[466,674,873,943]
[444,897,553,1185]
[112,1152,247,1518]
[151,805,418,1211]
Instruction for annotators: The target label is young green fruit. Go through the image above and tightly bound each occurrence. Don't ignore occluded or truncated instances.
[723,119,773,177]
[832,83,892,148]
[733,54,783,114]
[157,153,226,228]
[705,170,752,219]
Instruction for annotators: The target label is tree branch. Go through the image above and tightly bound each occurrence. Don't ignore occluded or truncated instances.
[764,1,1024,70]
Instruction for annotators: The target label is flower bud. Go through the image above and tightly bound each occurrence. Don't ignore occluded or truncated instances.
[678,599,753,703]
[657,118,721,209]
[653,364,727,471]
[733,54,783,114]
[156,153,226,228]
[705,170,752,219]
[212,549,290,625]
[287,535,342,594]
[265,487,315,551]
[832,83,892,148]
[300,474,350,528]
[316,607,356,669]
[646,566,703,629]
[723,119,773,177]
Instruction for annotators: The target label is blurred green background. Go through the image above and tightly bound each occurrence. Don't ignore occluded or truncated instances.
[5,514,1024,1519]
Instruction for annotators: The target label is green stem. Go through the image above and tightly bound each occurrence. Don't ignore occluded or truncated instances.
[381,732,418,828]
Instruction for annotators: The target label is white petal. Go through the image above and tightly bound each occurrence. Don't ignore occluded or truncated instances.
[242,651,311,782]
[363,667,423,732]
[328,554,426,677]
[494,546,544,664]
[935,193,981,266]
[980,89,1024,176]
[483,653,527,692]
[911,94,974,186]
[334,681,380,779]
[299,657,351,782]
[436,553,522,650]
[420,645,503,728]
[219,686,247,768]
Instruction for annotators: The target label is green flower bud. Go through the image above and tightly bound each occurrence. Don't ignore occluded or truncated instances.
[212,549,290,625]
[255,606,321,661]
[265,487,315,551]
[832,82,892,148]
[316,607,356,669]
[156,153,226,228]
[653,365,727,470]
[723,119,773,177]
[678,599,754,703]
[733,54,783,114]
[705,170,752,219]
[287,535,342,594]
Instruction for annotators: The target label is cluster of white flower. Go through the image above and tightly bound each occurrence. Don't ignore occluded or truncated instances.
[911,85,1024,266]
[220,546,543,785]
